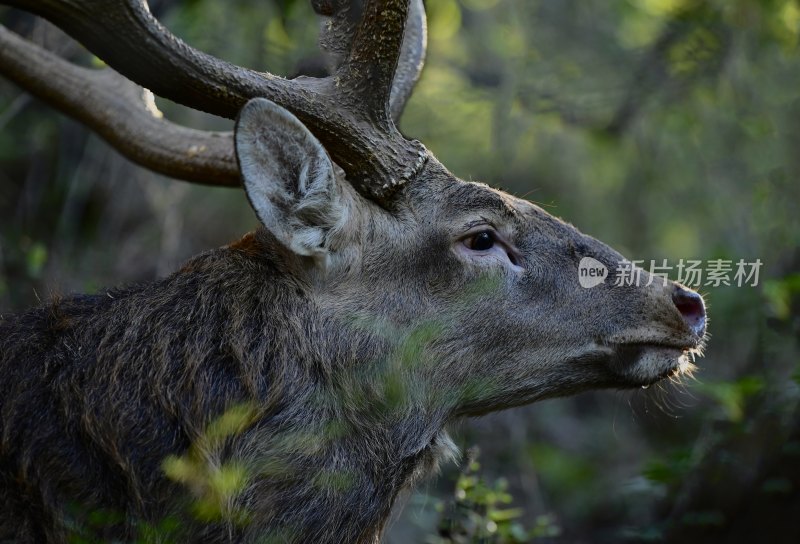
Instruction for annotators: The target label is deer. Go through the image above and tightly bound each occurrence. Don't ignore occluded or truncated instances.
[0,1,708,542]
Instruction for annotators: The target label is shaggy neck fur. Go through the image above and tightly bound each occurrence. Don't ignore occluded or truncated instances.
[0,229,456,544]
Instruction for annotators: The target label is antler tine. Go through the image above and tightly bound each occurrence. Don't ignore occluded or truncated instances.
[314,0,361,65]
[0,25,239,186]
[389,0,426,122]
[315,0,427,123]
[2,0,428,202]
[332,0,411,125]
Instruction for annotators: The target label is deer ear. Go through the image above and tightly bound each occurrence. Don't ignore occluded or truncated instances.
[235,97,345,261]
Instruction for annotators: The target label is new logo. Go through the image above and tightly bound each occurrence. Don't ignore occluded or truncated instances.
[578,257,608,288]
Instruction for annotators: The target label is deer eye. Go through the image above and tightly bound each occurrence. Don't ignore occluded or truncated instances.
[465,231,496,251]
[460,229,522,268]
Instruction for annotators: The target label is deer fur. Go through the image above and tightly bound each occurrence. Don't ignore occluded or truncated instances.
[0,99,704,543]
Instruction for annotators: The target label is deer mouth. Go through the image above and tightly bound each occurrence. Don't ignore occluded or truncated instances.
[611,342,700,386]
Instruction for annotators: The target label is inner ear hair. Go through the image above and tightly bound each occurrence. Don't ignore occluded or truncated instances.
[235,98,346,261]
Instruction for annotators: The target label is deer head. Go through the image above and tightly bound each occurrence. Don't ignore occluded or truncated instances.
[234,97,707,421]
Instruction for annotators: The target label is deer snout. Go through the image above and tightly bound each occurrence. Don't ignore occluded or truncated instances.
[671,286,706,338]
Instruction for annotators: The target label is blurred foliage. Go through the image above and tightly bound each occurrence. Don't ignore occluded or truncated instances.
[162,403,259,524]
[694,375,764,422]
[1,0,799,542]
[430,448,561,543]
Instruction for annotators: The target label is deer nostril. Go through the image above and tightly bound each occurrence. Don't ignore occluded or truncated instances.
[672,287,706,337]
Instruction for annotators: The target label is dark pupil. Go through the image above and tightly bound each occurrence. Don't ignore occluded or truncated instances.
[473,231,494,250]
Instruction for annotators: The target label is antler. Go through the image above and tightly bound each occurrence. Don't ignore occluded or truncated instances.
[0,25,238,186]
[0,0,429,202]
[314,0,426,122]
